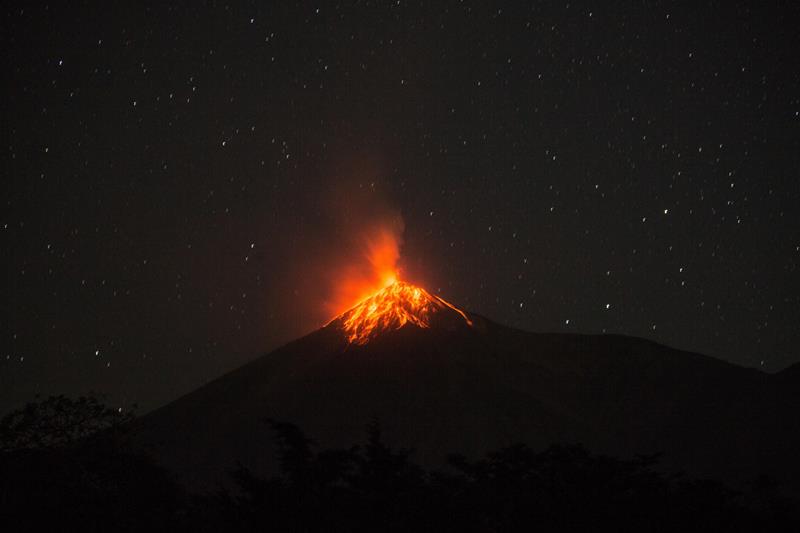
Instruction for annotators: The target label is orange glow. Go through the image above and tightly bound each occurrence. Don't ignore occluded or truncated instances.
[326,222,404,317]
[366,227,401,289]
[333,280,472,345]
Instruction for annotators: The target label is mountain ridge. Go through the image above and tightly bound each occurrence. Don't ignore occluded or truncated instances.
[132,312,799,492]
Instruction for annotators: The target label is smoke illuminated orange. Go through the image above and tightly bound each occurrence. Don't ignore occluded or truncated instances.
[333,281,473,345]
[326,223,404,317]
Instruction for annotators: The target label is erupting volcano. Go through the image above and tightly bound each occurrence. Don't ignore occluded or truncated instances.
[331,281,473,345]
[133,274,800,493]
[130,225,800,496]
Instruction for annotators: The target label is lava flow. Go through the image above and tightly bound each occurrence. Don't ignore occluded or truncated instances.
[333,280,473,345]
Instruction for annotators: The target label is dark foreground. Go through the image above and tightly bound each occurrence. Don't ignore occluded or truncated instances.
[1,396,798,532]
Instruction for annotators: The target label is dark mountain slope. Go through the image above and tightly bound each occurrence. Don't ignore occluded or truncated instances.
[132,312,799,491]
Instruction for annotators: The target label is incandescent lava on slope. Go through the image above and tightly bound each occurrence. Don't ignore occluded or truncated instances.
[330,281,473,344]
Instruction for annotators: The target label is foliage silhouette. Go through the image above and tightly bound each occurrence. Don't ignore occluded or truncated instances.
[0,395,184,532]
[211,420,799,533]
[1,396,798,532]
[0,394,132,452]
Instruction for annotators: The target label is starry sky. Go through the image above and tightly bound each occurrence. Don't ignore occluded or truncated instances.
[3,1,800,414]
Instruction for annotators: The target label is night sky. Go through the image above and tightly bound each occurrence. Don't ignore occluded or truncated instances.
[3,1,800,414]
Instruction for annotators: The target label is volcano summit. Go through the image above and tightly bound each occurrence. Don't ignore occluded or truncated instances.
[331,281,473,344]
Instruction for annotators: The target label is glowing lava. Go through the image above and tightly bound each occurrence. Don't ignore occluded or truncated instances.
[333,280,473,345]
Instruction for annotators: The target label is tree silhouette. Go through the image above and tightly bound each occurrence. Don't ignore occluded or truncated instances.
[218,422,799,533]
[0,394,132,452]
[2,400,797,532]
[0,395,183,533]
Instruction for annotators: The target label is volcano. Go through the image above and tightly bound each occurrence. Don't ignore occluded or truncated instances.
[133,282,800,491]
